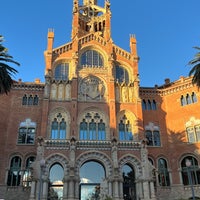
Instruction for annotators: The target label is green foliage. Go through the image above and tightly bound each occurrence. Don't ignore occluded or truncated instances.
[0,35,19,94]
[188,46,200,88]
[104,196,113,200]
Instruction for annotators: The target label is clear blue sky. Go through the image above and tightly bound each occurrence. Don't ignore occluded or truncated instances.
[1,0,200,87]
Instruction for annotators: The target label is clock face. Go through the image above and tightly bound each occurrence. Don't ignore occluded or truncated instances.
[80,76,105,100]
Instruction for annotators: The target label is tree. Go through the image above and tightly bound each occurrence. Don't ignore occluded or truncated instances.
[188,46,200,88]
[0,35,19,94]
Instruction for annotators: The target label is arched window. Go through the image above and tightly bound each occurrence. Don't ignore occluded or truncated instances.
[33,95,39,105]
[79,112,106,140]
[191,92,197,103]
[98,119,105,140]
[122,164,136,200]
[147,100,152,110]
[80,161,105,200]
[186,94,192,104]
[186,125,200,143]
[181,95,186,106]
[81,50,103,67]
[54,63,69,80]
[22,94,27,105]
[145,130,160,146]
[145,130,153,146]
[152,100,157,110]
[118,115,133,141]
[28,95,33,105]
[142,99,147,110]
[51,113,67,140]
[115,66,129,84]
[48,163,64,199]
[18,119,36,144]
[7,156,22,186]
[153,131,161,146]
[23,156,35,187]
[158,158,170,186]
[181,156,200,185]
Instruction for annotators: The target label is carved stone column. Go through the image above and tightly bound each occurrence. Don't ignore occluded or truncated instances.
[62,177,68,200]
[29,179,36,200]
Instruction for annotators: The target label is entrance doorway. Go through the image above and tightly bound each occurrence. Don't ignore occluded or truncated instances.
[80,161,105,200]
[122,164,136,200]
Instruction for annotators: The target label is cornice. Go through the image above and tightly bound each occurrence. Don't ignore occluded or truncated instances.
[139,76,196,97]
[12,82,45,91]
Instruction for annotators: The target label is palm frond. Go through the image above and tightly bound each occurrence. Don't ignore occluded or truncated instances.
[0,35,20,94]
[188,46,200,88]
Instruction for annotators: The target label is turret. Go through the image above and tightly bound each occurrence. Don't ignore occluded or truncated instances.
[130,34,137,56]
[44,29,54,75]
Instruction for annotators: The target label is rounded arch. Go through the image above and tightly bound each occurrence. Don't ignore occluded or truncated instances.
[24,153,36,167]
[148,155,155,166]
[24,152,36,160]
[8,152,23,166]
[114,60,133,77]
[178,153,200,169]
[52,58,71,76]
[45,153,69,178]
[118,155,142,179]
[156,155,170,167]
[75,151,112,178]
[79,45,109,67]
[114,65,131,84]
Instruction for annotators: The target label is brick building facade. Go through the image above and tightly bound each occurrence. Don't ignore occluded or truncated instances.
[0,0,200,200]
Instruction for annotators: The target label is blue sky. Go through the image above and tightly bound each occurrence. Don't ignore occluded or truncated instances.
[1,0,200,87]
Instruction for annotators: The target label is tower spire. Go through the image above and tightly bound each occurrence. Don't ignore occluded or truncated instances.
[83,0,97,5]
[71,0,111,40]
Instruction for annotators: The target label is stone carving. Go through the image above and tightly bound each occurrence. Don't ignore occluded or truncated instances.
[111,139,118,168]
[30,136,45,180]
[141,139,155,180]
[65,84,71,100]
[100,178,109,200]
[79,76,105,100]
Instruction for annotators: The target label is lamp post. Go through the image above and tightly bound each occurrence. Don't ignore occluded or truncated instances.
[38,159,45,200]
[185,159,195,200]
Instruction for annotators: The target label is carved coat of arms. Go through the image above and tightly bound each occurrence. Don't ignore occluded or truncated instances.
[80,76,105,100]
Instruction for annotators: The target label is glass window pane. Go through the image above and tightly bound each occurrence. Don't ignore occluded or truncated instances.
[181,95,186,106]
[115,66,129,84]
[158,158,170,186]
[80,161,105,183]
[186,94,191,104]
[59,119,66,139]
[146,131,153,146]
[49,163,64,199]
[7,156,22,186]
[153,131,160,146]
[187,127,195,143]
[191,92,197,103]
[54,63,69,80]
[122,164,136,200]
[81,50,103,67]
[195,125,200,142]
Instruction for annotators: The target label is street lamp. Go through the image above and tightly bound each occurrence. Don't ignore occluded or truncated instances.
[185,159,195,200]
[38,159,45,200]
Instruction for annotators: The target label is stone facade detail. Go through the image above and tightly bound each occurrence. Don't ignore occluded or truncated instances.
[0,0,200,200]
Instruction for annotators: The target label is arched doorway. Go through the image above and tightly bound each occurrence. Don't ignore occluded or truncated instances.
[122,164,136,200]
[80,160,105,200]
[48,163,64,200]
